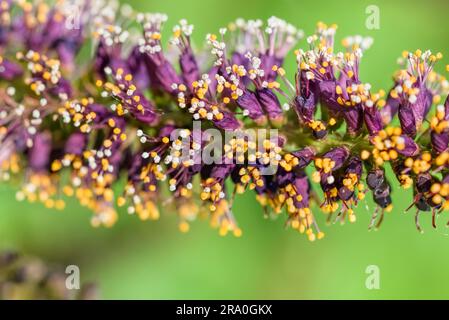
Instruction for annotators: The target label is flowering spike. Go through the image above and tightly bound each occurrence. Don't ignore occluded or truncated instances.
[1,2,449,239]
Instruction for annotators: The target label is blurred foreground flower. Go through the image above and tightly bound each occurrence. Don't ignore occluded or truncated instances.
[1,1,449,240]
[0,251,98,300]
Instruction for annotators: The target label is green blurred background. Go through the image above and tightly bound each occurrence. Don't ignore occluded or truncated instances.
[2,0,449,299]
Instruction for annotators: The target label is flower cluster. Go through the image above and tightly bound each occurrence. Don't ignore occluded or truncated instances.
[1,0,449,240]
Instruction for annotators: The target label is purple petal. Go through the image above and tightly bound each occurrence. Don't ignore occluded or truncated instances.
[259,53,283,82]
[343,106,364,135]
[398,105,417,137]
[364,104,383,136]
[318,80,340,111]
[128,46,151,90]
[50,78,73,98]
[94,41,127,79]
[431,132,448,154]
[179,49,200,90]
[323,147,350,170]
[431,95,449,154]
[0,58,22,80]
[291,147,315,169]
[380,95,400,125]
[411,87,432,128]
[65,133,87,155]
[214,110,241,130]
[396,135,419,156]
[294,91,317,122]
[236,90,265,122]
[293,173,310,208]
[29,132,52,172]
[256,88,282,122]
[211,163,235,180]
[146,58,181,94]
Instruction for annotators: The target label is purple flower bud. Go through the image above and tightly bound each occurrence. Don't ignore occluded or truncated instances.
[291,147,316,169]
[416,173,432,194]
[431,131,449,154]
[364,104,383,136]
[420,88,434,122]
[0,58,22,80]
[294,91,318,122]
[214,110,241,130]
[50,77,73,99]
[398,105,417,137]
[293,173,310,208]
[256,88,283,123]
[230,52,251,86]
[231,52,247,66]
[430,131,449,154]
[159,124,177,138]
[94,41,127,79]
[323,147,350,171]
[373,181,392,208]
[211,163,235,180]
[128,46,151,90]
[259,54,283,82]
[320,171,335,192]
[399,87,432,137]
[319,80,364,135]
[274,170,310,208]
[202,163,235,197]
[380,87,400,125]
[85,104,110,124]
[294,91,327,139]
[275,171,294,188]
[133,100,159,124]
[343,106,364,135]
[318,80,340,111]
[337,185,353,201]
[146,59,181,95]
[345,156,363,177]
[106,71,159,124]
[127,152,146,182]
[65,133,87,156]
[431,96,449,154]
[338,157,362,201]
[29,132,51,172]
[179,49,200,90]
[367,169,385,190]
[206,65,221,95]
[396,134,419,156]
[412,87,433,127]
[56,41,78,69]
[236,90,266,123]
